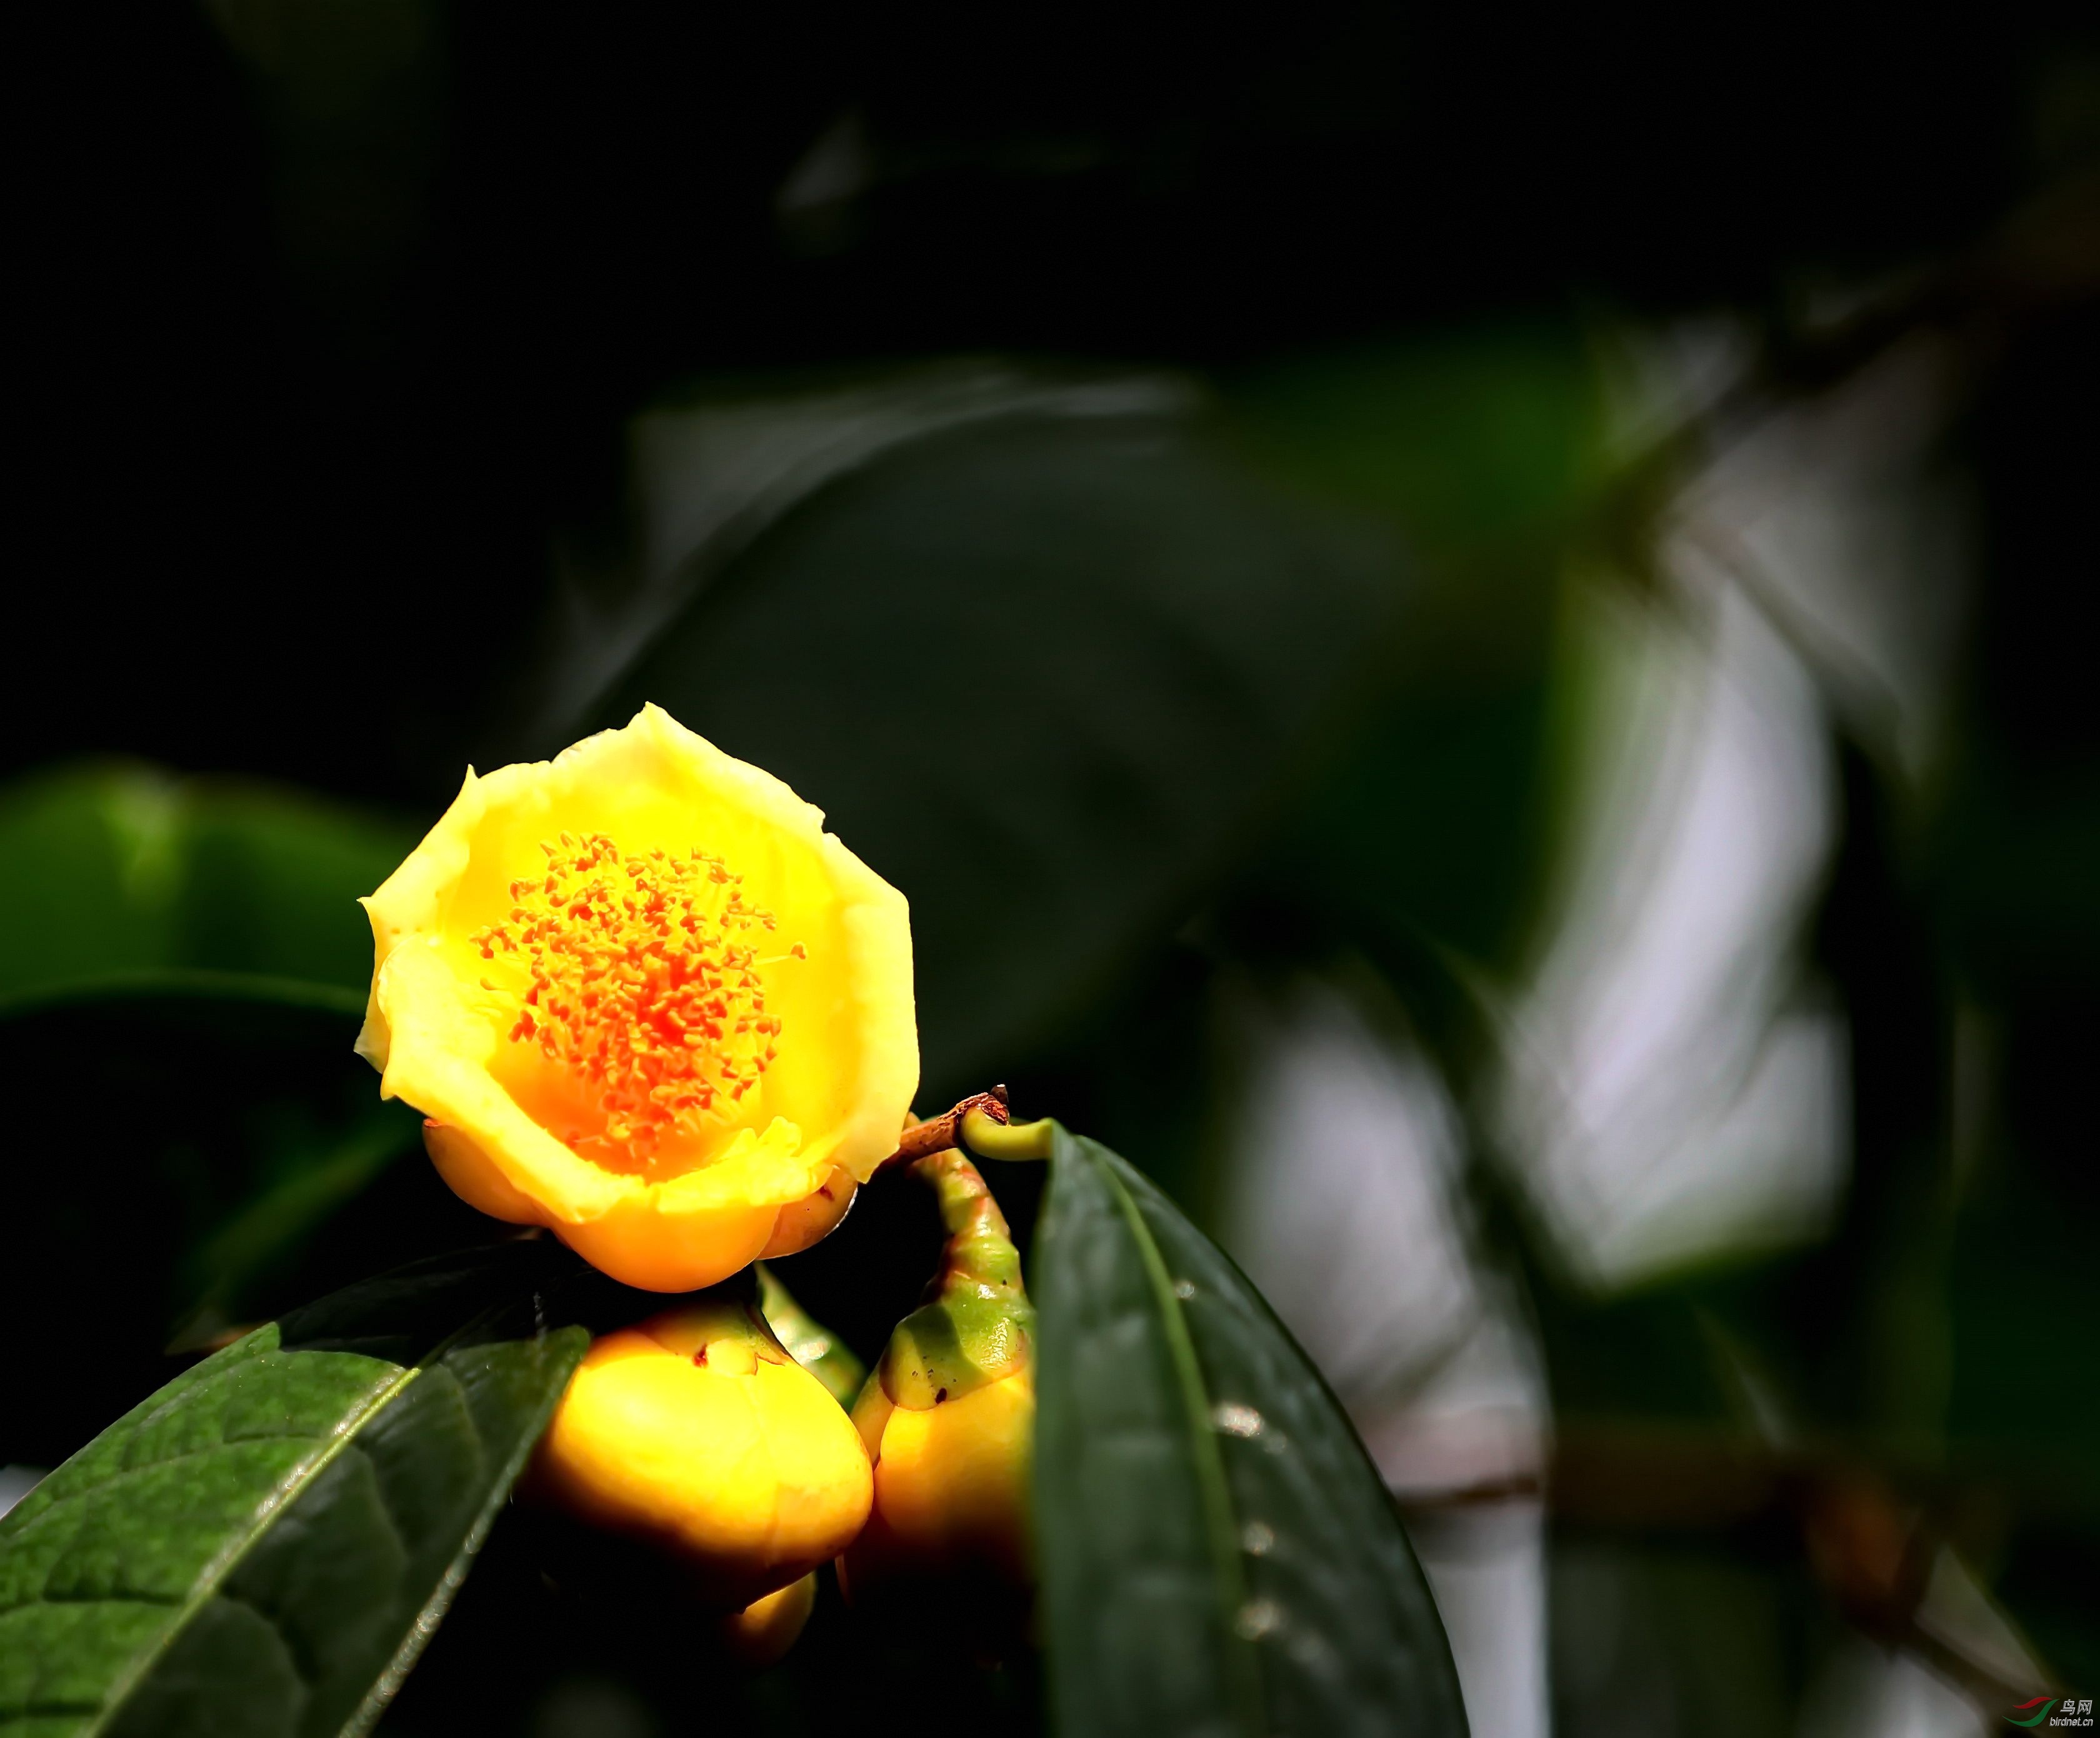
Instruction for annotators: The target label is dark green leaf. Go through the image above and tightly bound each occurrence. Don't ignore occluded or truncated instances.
[1218,327,1609,990]
[1221,324,1608,560]
[1031,1127,1468,1738]
[0,764,411,1009]
[0,1242,586,1738]
[551,366,1403,1094]
[0,771,443,1464]
[0,988,465,1467]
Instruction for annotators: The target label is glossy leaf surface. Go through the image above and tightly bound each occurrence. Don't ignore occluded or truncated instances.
[1032,1127,1467,1738]
[0,1243,585,1738]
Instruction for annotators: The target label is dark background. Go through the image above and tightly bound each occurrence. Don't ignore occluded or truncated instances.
[14,6,2064,801]
[8,5,2097,1734]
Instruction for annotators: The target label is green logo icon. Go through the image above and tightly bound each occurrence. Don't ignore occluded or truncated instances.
[2009,1699,2058,1729]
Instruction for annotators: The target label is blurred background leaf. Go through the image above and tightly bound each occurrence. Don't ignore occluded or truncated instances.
[558,366,1404,1092]
[0,769,484,1470]
[0,764,411,1008]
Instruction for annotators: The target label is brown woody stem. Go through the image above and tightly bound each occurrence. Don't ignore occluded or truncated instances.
[876,1085,1014,1173]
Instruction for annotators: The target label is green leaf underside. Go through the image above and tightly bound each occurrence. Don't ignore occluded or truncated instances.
[0,1244,585,1738]
[1033,1129,1468,1738]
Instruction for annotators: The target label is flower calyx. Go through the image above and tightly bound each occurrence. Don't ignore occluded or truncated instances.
[841,1146,1037,1616]
[870,1146,1035,1413]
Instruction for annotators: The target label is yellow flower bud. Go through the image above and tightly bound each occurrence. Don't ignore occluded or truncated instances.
[840,1147,1035,1611]
[844,1367,1034,1594]
[356,704,917,1291]
[530,1297,872,1608]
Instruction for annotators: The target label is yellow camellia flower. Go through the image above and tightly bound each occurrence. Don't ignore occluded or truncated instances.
[529,1297,873,1609]
[356,704,916,1291]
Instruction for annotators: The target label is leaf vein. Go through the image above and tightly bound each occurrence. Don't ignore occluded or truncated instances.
[74,1363,422,1738]
[1086,1141,1265,1738]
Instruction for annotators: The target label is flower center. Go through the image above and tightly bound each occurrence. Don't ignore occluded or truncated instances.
[472,831,805,1169]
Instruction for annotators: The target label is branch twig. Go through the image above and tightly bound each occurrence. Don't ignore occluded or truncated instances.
[877,1085,1014,1172]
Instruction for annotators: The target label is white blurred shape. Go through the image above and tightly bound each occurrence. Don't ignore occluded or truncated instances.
[1913,1549,2051,1709]
[0,1465,44,1519]
[1222,982,1479,1397]
[1675,335,1969,781]
[1603,319,1756,462]
[1409,1502,1551,1738]
[1359,1306,1547,1501]
[1220,982,1549,1738]
[1504,318,1972,1291]
[1789,1545,2049,1738]
[1799,1644,1989,1738]
[1499,574,1846,1290]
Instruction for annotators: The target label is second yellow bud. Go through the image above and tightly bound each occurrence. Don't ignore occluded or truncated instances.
[844,1367,1035,1593]
[531,1296,872,1609]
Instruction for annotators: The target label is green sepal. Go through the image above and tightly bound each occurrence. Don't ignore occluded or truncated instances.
[961,1107,1056,1161]
[876,1146,1036,1409]
[756,1262,868,1407]
[878,1291,1038,1408]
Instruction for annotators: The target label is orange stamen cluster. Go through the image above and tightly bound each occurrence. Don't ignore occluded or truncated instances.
[472,831,806,1170]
